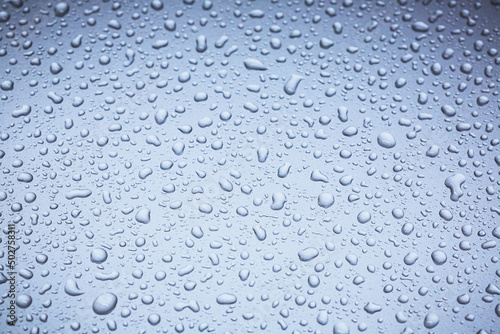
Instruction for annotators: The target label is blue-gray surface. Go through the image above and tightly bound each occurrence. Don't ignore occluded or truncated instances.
[1,0,500,333]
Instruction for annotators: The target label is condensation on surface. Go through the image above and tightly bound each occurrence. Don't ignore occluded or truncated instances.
[1,0,500,333]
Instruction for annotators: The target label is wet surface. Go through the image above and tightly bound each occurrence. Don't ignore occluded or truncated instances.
[1,0,500,333]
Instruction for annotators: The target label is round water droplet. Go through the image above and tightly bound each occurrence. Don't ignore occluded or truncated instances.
[92,293,118,315]
[90,248,108,264]
[377,132,396,148]
[317,193,335,208]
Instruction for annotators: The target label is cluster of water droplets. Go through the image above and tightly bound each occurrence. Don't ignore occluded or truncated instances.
[0,0,499,333]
